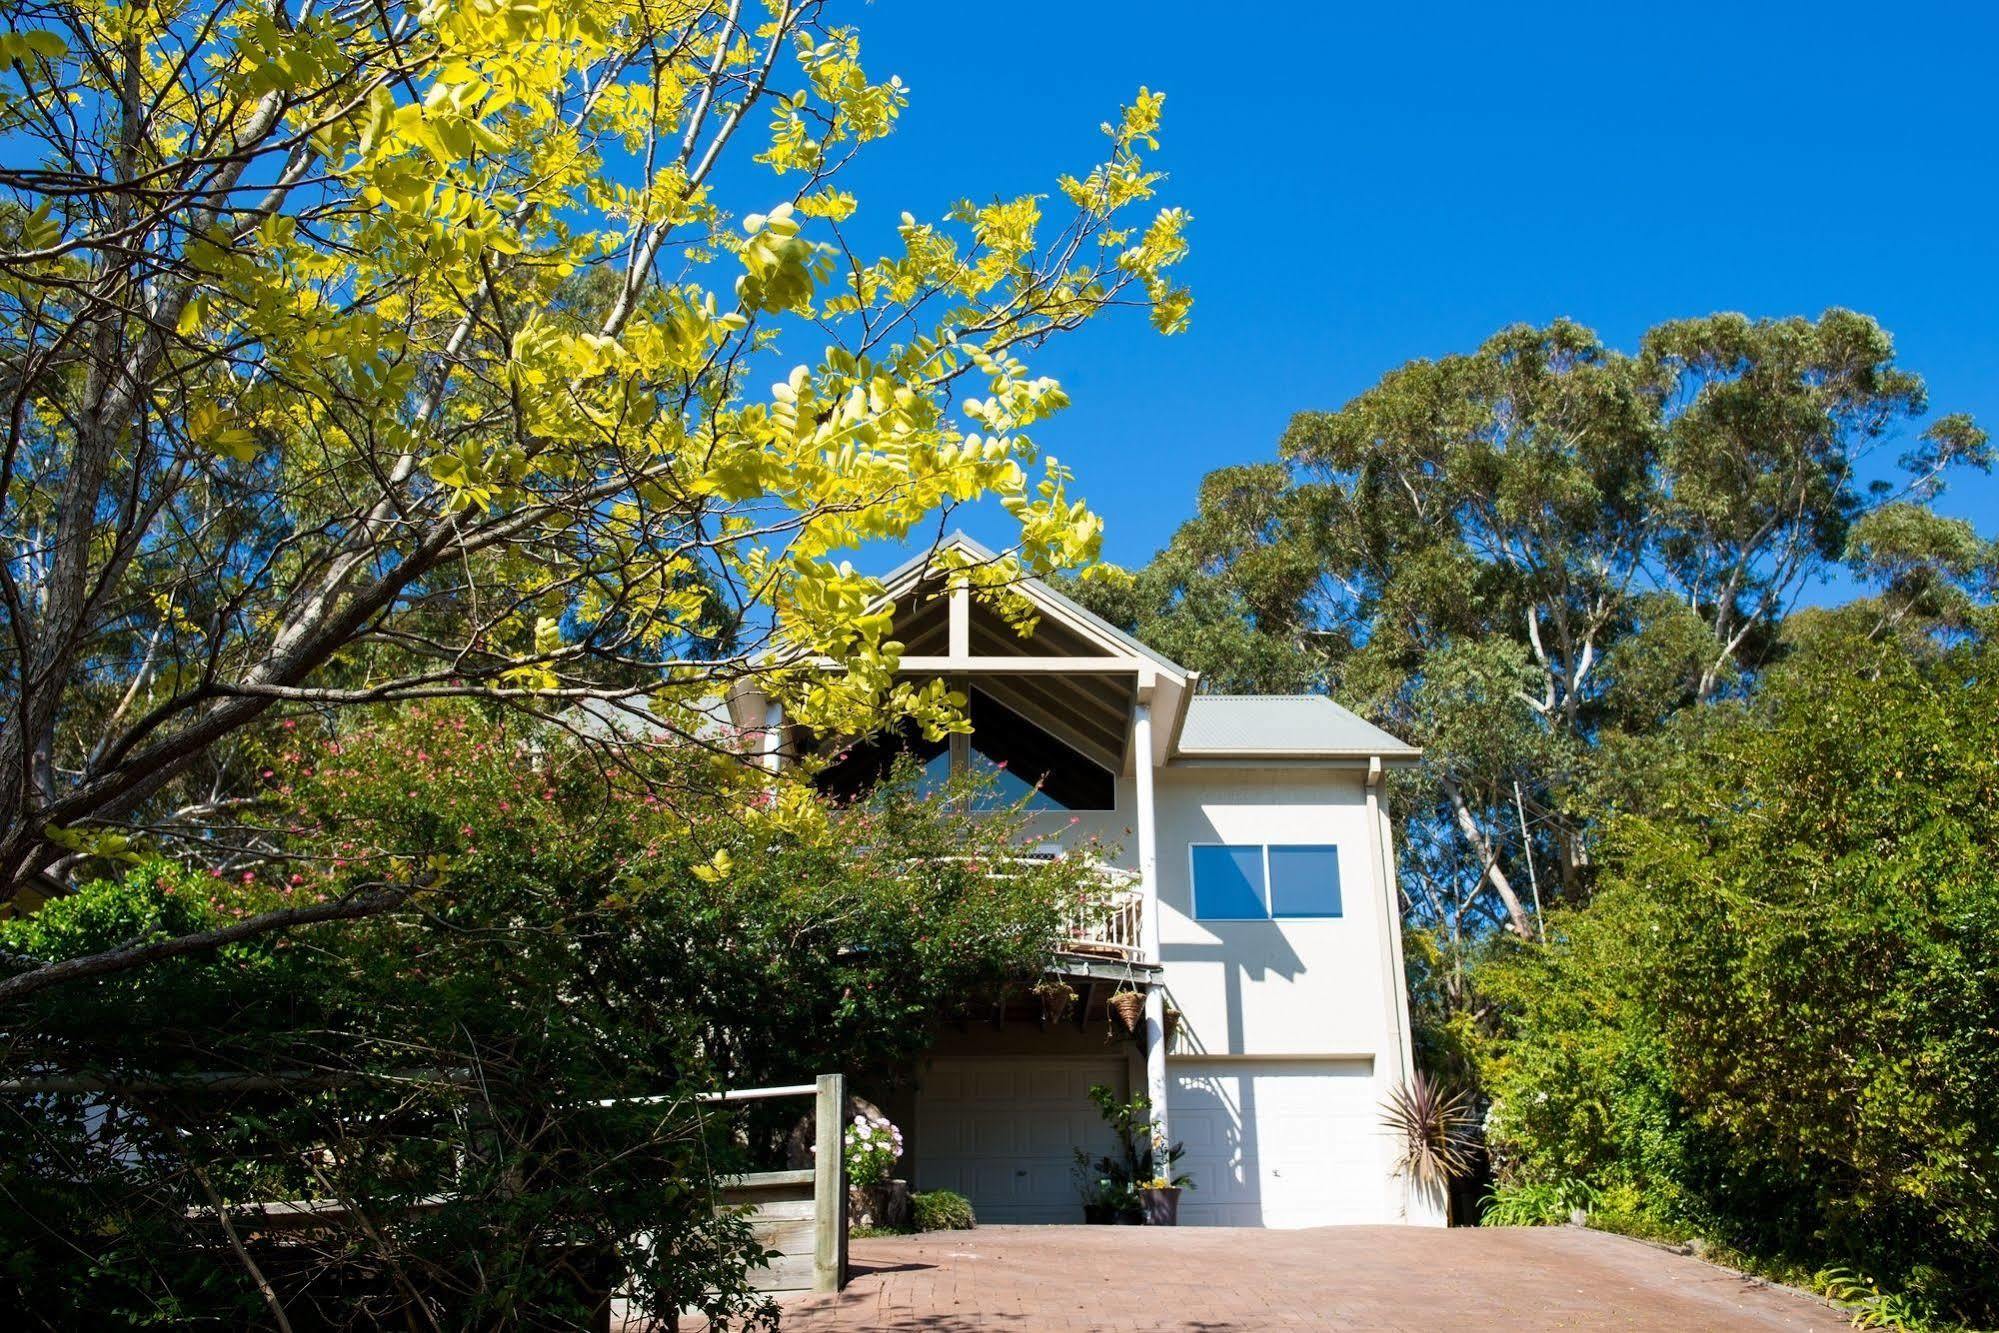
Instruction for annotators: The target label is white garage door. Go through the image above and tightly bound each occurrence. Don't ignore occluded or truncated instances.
[914,1057,1128,1223]
[1170,1058,1384,1227]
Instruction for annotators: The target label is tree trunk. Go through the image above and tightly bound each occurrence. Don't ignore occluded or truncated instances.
[1441,775,1534,938]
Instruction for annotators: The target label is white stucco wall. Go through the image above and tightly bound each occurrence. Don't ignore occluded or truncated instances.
[1150,763,1423,1225]
[1151,766,1406,1062]
[1008,764,1410,1068]
[981,759,1428,1226]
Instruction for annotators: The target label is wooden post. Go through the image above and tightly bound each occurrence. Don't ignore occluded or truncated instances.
[812,1073,847,1293]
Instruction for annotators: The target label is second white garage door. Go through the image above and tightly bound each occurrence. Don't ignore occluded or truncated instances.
[913,1056,1128,1224]
[1170,1058,1388,1227]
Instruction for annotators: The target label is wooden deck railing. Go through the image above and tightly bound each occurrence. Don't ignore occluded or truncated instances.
[601,1074,849,1296]
[34,1069,856,1304]
[937,854,1147,961]
[1060,883,1144,960]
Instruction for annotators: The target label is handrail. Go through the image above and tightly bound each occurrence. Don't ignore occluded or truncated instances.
[915,852,1147,959]
[594,1082,817,1109]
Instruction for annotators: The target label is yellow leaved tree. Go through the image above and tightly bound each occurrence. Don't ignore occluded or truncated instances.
[0,0,1189,919]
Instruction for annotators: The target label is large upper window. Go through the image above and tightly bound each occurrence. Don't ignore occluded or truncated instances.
[1191,844,1342,920]
[963,690,1114,811]
[814,688,1115,812]
[811,723,949,806]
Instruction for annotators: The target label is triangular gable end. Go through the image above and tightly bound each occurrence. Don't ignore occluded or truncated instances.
[871,531,1191,686]
[730,533,1199,772]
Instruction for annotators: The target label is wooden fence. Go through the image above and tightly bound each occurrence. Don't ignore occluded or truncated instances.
[692,1073,849,1295]
[8,1067,854,1305]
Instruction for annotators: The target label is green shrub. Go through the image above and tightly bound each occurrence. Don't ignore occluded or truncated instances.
[0,706,1100,1327]
[1480,1179,1593,1228]
[911,1190,976,1231]
[1474,631,1999,1326]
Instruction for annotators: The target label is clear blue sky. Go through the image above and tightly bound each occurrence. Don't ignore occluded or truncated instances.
[830,1,1997,585]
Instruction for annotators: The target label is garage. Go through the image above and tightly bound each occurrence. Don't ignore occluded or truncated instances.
[1169,1057,1386,1227]
[911,1056,1128,1223]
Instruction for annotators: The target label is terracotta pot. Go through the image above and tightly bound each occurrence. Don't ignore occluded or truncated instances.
[1141,1185,1181,1226]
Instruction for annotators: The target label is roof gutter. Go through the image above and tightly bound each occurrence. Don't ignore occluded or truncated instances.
[1160,670,1199,762]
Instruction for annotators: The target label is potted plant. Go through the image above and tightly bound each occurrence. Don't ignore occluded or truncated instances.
[1071,1149,1116,1224]
[844,1112,911,1231]
[1035,977,1078,1024]
[1139,1177,1181,1226]
[1107,986,1145,1035]
[1137,1127,1193,1225]
[1082,1084,1194,1225]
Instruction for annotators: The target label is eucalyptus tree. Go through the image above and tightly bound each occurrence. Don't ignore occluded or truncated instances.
[0,0,1191,944]
[1077,313,1991,939]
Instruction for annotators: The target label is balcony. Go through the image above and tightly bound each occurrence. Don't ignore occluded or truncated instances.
[931,855,1154,978]
[1060,879,1144,962]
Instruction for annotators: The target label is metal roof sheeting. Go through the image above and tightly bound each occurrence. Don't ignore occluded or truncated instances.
[1176,695,1420,759]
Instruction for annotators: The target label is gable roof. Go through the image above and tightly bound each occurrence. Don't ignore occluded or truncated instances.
[876,531,1192,682]
[1176,695,1421,761]
[877,536,1418,762]
[728,533,1419,766]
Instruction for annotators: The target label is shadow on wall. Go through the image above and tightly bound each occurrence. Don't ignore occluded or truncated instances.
[1171,1066,1263,1221]
[1159,930,1304,1058]
[1167,1058,1380,1227]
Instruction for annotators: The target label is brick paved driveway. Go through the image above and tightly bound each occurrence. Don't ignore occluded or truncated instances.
[757,1225,1837,1331]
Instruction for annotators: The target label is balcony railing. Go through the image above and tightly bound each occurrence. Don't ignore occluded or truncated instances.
[925,855,1147,962]
[1060,883,1144,961]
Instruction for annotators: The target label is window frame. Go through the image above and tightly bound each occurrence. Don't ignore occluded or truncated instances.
[1187,841,1343,921]
[813,687,1120,816]
[957,688,1119,816]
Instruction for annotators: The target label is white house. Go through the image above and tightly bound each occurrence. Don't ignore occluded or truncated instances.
[728,534,1434,1228]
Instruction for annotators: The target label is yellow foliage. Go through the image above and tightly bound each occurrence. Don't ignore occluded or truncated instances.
[9,1,1190,802]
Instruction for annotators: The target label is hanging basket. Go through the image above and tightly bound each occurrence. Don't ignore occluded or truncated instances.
[1163,1006,1182,1046]
[1036,979,1077,1024]
[1108,989,1145,1036]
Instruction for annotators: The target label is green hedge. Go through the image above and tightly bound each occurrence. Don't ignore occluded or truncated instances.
[1475,630,1999,1328]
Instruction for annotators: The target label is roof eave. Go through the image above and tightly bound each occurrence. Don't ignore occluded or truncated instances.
[1170,748,1424,766]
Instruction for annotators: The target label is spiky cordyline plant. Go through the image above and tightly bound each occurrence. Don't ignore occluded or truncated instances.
[1381,1072,1479,1195]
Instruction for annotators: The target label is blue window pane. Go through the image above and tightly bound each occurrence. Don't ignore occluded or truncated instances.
[1268,845,1341,917]
[916,747,954,801]
[1192,845,1267,920]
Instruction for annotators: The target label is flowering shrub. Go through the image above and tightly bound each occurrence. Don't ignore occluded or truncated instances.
[0,703,1110,1328]
[845,1113,904,1188]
